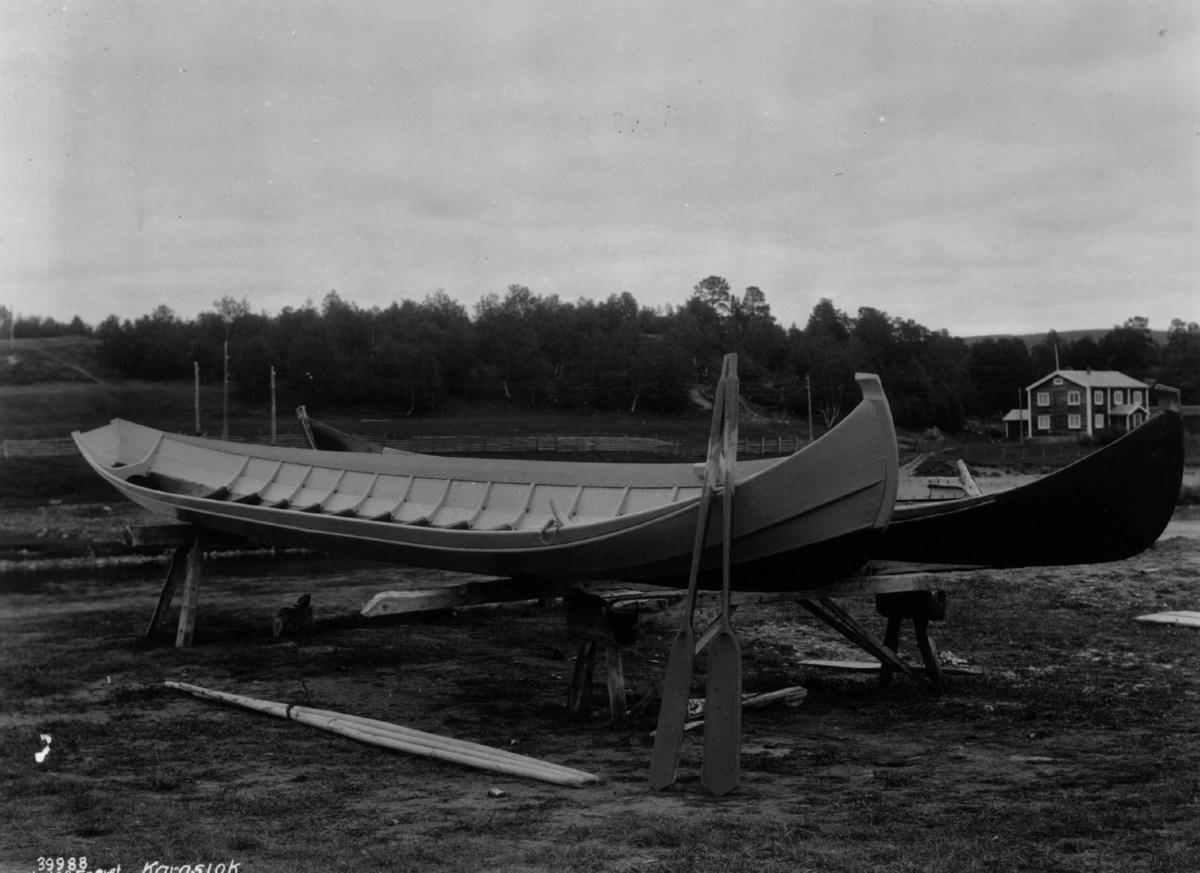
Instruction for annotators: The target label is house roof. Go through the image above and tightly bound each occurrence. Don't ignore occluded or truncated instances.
[1109,404,1147,416]
[1002,408,1030,421]
[1026,369,1147,391]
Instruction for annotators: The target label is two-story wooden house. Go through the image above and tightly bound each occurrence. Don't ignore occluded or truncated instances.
[1024,369,1149,439]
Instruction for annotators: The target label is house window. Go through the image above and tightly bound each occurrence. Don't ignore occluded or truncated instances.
[1037,415,1050,431]
[1067,390,1080,405]
[1093,390,1104,405]
[1053,377,1063,385]
[1037,392,1049,406]
[1132,390,1142,404]
[1068,414,1081,429]
[1113,390,1123,405]
[1094,414,1104,429]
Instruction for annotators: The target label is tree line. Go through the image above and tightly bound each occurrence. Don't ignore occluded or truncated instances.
[4,289,1197,430]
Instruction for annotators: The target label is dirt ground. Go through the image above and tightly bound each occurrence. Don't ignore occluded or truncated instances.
[2,499,1199,872]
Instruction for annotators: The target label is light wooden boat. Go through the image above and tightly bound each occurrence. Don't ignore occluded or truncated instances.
[871,384,1185,571]
[73,375,899,590]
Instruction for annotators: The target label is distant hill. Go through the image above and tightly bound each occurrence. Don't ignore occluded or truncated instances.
[963,329,1170,348]
[1,336,120,386]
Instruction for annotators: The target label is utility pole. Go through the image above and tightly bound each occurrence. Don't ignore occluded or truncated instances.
[222,339,229,440]
[806,374,813,444]
[194,362,201,434]
[270,365,277,446]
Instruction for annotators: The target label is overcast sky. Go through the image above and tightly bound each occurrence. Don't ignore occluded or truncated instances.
[3,1,1197,337]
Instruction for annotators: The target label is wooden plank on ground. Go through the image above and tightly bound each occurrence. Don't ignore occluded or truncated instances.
[1134,611,1200,627]
[361,577,566,616]
[801,659,983,676]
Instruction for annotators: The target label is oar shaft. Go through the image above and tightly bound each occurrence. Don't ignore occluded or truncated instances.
[649,358,730,790]
[165,681,599,786]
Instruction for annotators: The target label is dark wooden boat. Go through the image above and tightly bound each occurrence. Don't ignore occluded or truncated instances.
[870,384,1185,572]
[296,406,412,455]
[74,375,899,590]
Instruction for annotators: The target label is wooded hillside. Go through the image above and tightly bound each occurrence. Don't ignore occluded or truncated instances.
[4,287,1197,430]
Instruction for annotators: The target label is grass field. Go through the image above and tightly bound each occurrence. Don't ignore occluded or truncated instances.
[1,540,1198,871]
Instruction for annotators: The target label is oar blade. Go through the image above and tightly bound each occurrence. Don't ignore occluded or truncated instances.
[648,627,697,789]
[701,629,742,795]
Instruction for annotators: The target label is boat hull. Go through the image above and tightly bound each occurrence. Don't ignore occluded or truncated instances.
[74,376,899,591]
[873,385,1185,570]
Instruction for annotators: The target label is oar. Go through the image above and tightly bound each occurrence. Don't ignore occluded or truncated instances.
[702,354,741,796]
[648,359,728,790]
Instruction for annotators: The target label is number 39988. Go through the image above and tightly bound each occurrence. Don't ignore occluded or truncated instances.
[37,859,88,872]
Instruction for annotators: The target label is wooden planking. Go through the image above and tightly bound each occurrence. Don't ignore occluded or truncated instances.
[472,482,532,531]
[155,436,246,486]
[354,474,412,519]
[623,486,679,517]
[225,458,282,501]
[571,486,632,526]
[288,467,345,510]
[517,483,589,532]
[321,470,380,515]
[1134,611,1200,627]
[429,480,491,528]
[392,478,450,524]
[257,463,313,505]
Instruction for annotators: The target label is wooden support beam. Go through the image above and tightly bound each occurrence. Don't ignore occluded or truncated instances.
[875,589,946,621]
[564,589,640,647]
[605,644,626,728]
[174,529,204,648]
[879,615,902,688]
[912,618,945,692]
[567,640,597,720]
[798,598,938,694]
[146,544,189,638]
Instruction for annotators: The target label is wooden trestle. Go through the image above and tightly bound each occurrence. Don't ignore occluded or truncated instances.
[131,523,953,703]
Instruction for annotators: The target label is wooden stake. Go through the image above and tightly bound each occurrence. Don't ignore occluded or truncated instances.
[174,529,204,648]
[147,544,188,638]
